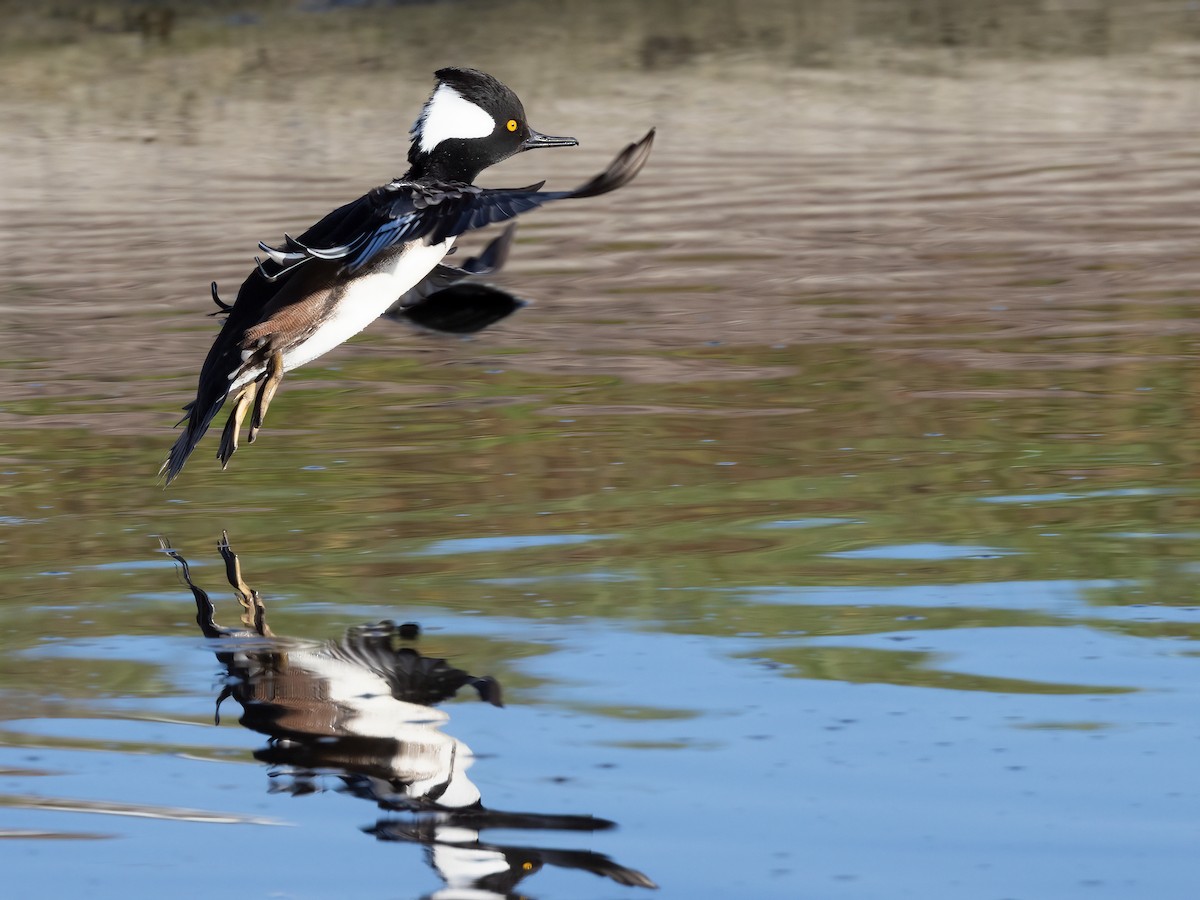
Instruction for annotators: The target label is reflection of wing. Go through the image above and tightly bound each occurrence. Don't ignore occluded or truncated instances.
[330,624,504,708]
[260,129,656,280]
[436,808,615,832]
[526,846,658,888]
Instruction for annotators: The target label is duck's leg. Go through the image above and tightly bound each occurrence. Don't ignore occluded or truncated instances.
[248,350,284,445]
[217,530,272,637]
[158,537,225,639]
[217,384,255,469]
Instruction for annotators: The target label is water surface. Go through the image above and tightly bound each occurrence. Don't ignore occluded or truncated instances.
[2,3,1200,898]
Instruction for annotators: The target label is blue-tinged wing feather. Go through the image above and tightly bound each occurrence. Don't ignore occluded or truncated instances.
[260,128,655,277]
[345,211,426,273]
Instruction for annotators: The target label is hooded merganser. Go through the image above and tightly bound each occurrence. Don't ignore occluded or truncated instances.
[162,66,655,484]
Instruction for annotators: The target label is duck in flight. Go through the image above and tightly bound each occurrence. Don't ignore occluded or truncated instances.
[162,66,654,484]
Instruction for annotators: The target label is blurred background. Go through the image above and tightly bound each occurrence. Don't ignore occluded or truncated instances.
[2,1,1200,898]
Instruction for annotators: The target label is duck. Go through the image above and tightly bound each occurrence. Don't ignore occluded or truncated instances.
[162,66,654,483]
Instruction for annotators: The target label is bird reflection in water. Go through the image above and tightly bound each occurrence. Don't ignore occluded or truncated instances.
[161,534,657,897]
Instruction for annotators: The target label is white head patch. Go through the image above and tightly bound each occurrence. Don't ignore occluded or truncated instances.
[416,83,495,154]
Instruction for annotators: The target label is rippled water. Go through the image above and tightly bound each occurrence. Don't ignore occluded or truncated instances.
[3,3,1200,898]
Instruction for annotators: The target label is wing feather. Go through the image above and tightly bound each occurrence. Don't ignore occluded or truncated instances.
[261,128,655,277]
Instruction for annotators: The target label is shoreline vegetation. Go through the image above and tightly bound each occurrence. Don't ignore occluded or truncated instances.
[5,1,1200,107]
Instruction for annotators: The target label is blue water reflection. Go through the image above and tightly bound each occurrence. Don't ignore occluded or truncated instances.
[2,541,1200,897]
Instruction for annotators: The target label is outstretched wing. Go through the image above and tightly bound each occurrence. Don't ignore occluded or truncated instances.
[425,127,656,242]
[260,128,656,280]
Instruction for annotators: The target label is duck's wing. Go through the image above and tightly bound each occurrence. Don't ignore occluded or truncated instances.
[384,224,524,333]
[387,222,516,312]
[396,283,526,334]
[426,127,656,244]
[262,128,656,279]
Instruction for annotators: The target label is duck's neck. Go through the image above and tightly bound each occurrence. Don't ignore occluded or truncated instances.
[405,142,485,185]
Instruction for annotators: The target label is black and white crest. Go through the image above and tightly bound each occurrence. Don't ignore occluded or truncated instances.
[410,67,526,159]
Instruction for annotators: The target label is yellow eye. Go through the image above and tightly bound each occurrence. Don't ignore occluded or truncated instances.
[522,862,534,871]
[506,119,518,132]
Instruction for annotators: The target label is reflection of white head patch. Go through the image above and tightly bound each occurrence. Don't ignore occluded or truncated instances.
[417,84,495,154]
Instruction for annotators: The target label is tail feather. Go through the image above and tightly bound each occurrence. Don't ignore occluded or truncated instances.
[161,397,226,485]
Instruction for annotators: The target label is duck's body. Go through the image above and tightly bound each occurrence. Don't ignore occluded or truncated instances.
[224,235,456,396]
[162,67,654,484]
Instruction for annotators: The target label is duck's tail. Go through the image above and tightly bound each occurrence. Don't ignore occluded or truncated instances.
[160,396,225,485]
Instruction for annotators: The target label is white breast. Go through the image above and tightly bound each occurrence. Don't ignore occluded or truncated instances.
[283,236,454,372]
[232,237,453,391]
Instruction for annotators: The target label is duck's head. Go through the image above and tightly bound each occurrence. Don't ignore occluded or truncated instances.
[407,67,578,183]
